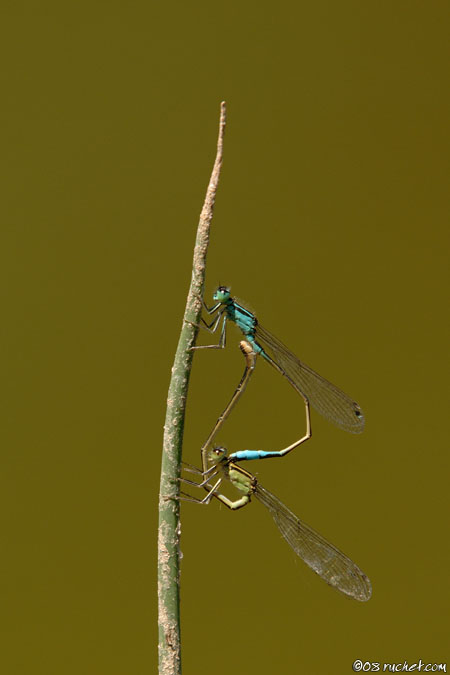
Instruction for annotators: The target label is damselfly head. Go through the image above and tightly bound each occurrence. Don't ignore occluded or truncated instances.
[208,446,228,465]
[213,286,231,303]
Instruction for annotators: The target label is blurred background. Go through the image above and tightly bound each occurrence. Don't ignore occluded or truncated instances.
[1,1,449,673]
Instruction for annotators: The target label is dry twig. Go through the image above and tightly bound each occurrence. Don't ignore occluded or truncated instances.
[158,102,227,675]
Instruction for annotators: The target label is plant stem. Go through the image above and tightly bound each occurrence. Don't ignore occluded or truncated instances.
[158,102,227,675]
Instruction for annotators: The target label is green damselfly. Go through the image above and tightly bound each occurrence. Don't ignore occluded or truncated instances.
[181,341,372,602]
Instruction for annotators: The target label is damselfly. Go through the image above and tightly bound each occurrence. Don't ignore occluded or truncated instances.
[193,287,364,435]
[181,341,372,602]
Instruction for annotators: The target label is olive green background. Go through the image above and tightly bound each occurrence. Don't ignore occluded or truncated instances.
[1,1,449,673]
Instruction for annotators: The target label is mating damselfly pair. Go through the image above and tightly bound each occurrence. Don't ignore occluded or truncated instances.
[180,287,371,602]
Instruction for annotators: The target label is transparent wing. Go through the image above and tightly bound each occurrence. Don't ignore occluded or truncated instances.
[254,483,372,601]
[255,323,365,433]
